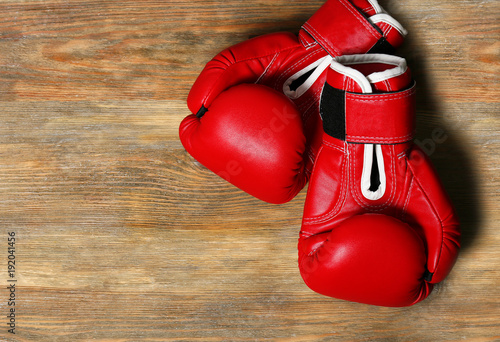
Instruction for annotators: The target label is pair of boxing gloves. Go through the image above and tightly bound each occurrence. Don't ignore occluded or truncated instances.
[179,0,460,307]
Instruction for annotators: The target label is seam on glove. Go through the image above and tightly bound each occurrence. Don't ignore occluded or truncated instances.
[322,140,346,153]
[299,86,324,123]
[397,149,409,159]
[338,0,381,40]
[401,176,414,219]
[303,149,348,224]
[303,0,381,56]
[382,23,392,37]
[346,92,415,102]
[201,44,300,106]
[256,53,279,84]
[295,75,322,113]
[302,22,342,56]
[299,231,313,238]
[346,132,415,143]
[384,79,392,92]
[407,161,445,274]
[346,83,416,99]
[299,35,318,49]
[275,47,324,88]
[344,75,350,92]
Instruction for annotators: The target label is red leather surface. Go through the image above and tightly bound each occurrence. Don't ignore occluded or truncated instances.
[299,57,460,306]
[345,84,416,144]
[300,214,432,307]
[404,146,461,283]
[303,0,382,56]
[180,84,307,204]
[180,0,406,203]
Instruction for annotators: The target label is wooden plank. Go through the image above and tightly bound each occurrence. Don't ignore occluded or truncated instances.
[0,0,498,341]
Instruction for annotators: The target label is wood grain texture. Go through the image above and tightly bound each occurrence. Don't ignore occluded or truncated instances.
[0,0,498,341]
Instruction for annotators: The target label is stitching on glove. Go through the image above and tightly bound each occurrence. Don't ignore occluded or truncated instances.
[381,23,392,37]
[299,231,313,238]
[397,149,409,159]
[402,176,414,219]
[346,86,416,101]
[384,79,392,92]
[275,47,323,87]
[346,93,415,102]
[303,148,348,224]
[322,140,346,153]
[338,0,380,40]
[256,53,279,84]
[300,86,323,123]
[406,160,446,275]
[299,33,317,49]
[201,44,300,106]
[346,132,414,142]
[302,22,342,56]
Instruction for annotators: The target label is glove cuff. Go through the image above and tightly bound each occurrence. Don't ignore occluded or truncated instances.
[302,0,406,56]
[321,54,416,144]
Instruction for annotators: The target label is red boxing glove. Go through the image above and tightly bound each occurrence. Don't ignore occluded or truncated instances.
[180,0,407,203]
[298,54,461,306]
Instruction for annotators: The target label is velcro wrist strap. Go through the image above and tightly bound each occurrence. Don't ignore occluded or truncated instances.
[321,82,416,144]
[302,0,394,56]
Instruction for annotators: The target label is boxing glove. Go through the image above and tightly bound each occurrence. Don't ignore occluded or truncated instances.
[298,54,460,307]
[180,0,407,204]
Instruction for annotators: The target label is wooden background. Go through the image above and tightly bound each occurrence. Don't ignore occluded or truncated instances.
[0,0,498,340]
